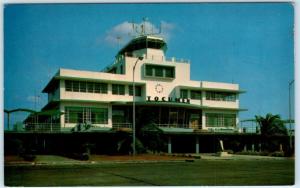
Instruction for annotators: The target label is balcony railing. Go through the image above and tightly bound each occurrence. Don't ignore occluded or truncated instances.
[25,123,61,132]
[157,124,200,129]
[112,123,132,130]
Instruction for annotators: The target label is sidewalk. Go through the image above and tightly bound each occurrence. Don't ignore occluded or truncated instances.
[5,153,292,167]
[4,154,189,166]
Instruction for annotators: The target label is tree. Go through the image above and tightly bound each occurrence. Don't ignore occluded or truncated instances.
[255,113,287,137]
[255,113,288,152]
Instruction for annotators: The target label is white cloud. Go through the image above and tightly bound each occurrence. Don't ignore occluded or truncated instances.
[103,20,175,46]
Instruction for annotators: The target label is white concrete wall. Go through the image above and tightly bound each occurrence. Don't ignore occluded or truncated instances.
[202,81,239,90]
[202,100,239,109]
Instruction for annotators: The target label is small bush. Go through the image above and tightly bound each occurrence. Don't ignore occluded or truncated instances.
[270,152,284,157]
[224,150,234,154]
[21,154,36,162]
[71,153,90,161]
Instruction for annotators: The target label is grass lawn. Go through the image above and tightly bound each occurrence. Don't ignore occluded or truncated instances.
[5,159,294,186]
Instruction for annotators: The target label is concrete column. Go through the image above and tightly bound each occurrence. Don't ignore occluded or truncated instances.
[252,144,255,152]
[279,144,283,152]
[168,136,172,154]
[195,137,199,154]
[258,143,262,152]
[43,139,46,151]
[108,104,112,128]
[243,144,247,152]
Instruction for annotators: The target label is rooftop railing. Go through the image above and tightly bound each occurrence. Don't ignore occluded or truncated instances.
[165,57,190,64]
[101,54,191,73]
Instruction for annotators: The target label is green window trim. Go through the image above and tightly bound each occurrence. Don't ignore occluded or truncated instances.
[129,85,142,96]
[206,113,236,127]
[206,91,236,102]
[65,107,108,124]
[191,90,202,100]
[144,64,175,79]
[180,89,188,99]
[65,80,108,94]
[112,84,125,95]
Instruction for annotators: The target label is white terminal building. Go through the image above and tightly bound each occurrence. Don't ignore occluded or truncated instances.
[26,35,246,133]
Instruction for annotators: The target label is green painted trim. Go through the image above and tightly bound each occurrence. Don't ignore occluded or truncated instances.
[47,99,246,111]
[60,99,111,104]
[143,63,176,80]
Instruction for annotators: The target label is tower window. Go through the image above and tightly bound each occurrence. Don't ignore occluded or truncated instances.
[144,64,175,79]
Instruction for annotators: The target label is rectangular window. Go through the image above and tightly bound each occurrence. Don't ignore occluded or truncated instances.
[224,114,236,127]
[145,65,153,76]
[94,83,101,93]
[180,89,188,98]
[91,108,108,124]
[65,107,83,123]
[191,90,201,100]
[65,107,108,124]
[206,91,236,102]
[72,81,79,92]
[165,67,175,78]
[129,85,142,96]
[145,64,175,79]
[79,81,86,92]
[206,113,236,127]
[112,109,125,124]
[155,66,163,77]
[65,80,108,94]
[87,82,94,93]
[95,83,108,94]
[112,84,125,95]
[65,80,72,91]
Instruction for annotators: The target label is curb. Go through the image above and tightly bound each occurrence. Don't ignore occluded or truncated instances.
[5,159,187,167]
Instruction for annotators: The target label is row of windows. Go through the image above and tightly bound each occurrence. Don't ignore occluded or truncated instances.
[180,90,237,101]
[111,84,142,96]
[145,64,175,78]
[206,91,236,102]
[180,89,202,100]
[65,107,108,124]
[206,113,236,127]
[65,80,108,94]
[65,81,142,96]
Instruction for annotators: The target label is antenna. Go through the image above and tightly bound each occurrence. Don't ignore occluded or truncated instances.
[116,36,122,49]
[150,21,162,36]
[129,18,162,37]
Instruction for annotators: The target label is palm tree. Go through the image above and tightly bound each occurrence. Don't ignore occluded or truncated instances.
[255,113,287,137]
[255,113,288,152]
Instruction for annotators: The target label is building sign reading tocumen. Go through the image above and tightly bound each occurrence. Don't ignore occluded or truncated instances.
[147,96,190,104]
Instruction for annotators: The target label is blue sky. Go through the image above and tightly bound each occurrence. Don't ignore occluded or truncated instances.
[4,3,294,127]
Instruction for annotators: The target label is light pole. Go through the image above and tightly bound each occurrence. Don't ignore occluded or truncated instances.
[132,56,144,155]
[288,79,294,149]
